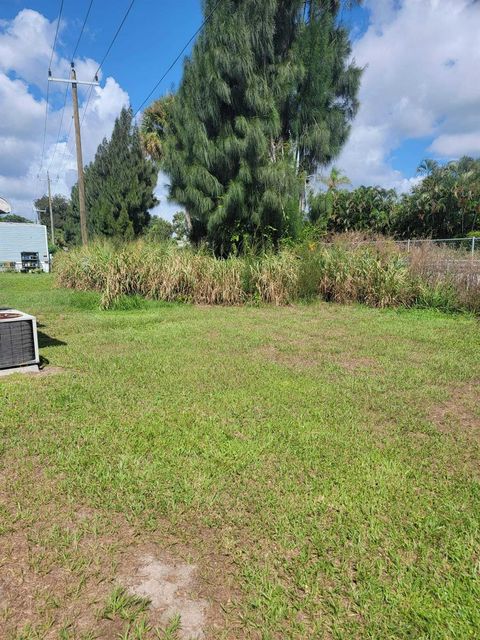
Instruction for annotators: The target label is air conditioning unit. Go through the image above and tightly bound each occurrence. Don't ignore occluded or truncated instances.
[0,310,40,371]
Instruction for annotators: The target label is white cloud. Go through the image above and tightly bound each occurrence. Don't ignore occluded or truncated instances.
[0,9,131,219]
[337,0,480,189]
[0,9,55,87]
[150,172,185,221]
[0,73,44,140]
[429,132,480,157]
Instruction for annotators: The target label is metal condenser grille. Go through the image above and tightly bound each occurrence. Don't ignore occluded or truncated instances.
[0,320,35,368]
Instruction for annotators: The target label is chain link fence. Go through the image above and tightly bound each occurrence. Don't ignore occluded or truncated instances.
[394,237,479,261]
[322,236,480,262]
[318,235,480,295]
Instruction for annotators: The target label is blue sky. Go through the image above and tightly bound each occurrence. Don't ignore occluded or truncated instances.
[1,0,480,219]
[1,0,203,109]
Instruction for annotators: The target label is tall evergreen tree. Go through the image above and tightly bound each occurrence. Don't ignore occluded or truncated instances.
[144,0,361,253]
[71,107,158,241]
[34,194,73,244]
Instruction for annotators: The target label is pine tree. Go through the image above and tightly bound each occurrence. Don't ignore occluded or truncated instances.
[70,107,158,241]
[289,2,361,175]
[34,194,70,230]
[34,194,75,245]
[145,0,361,253]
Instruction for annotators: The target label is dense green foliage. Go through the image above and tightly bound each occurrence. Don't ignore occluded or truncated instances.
[172,211,188,242]
[395,156,480,238]
[145,216,174,242]
[310,185,398,234]
[70,107,158,241]
[33,193,75,245]
[309,156,480,238]
[32,151,480,249]
[140,94,175,163]
[143,0,361,253]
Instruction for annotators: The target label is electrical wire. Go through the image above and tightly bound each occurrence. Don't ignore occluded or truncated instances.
[79,0,137,126]
[46,0,95,176]
[46,84,70,174]
[94,0,136,76]
[133,0,223,117]
[57,116,75,178]
[49,0,64,69]
[80,85,94,125]
[39,0,65,174]
[71,0,94,61]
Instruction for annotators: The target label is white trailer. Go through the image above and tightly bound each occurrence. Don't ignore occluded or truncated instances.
[0,222,50,273]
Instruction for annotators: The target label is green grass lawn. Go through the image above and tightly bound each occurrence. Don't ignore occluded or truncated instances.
[1,273,480,639]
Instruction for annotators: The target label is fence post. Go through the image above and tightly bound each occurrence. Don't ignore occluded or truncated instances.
[472,236,476,262]
[407,239,411,253]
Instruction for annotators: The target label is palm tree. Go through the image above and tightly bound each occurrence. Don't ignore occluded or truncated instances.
[140,95,175,162]
[320,166,351,191]
[416,158,439,177]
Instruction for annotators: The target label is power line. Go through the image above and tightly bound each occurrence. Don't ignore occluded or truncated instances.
[49,0,64,69]
[80,85,94,125]
[56,116,75,178]
[71,0,94,61]
[46,84,70,173]
[53,0,136,182]
[79,0,137,126]
[38,91,50,175]
[39,0,65,174]
[33,174,47,205]
[54,91,90,184]
[45,0,96,176]
[95,0,136,76]
[133,0,223,117]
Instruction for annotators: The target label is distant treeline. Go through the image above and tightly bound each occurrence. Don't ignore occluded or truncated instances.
[309,157,480,240]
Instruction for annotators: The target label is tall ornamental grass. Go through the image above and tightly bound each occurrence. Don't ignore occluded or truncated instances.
[54,239,477,312]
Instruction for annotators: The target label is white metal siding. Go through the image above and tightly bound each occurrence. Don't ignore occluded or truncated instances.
[0,223,50,272]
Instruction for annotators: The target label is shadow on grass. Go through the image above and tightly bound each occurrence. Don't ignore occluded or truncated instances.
[38,331,67,348]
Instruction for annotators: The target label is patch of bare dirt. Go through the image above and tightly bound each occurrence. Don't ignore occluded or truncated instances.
[430,380,480,440]
[257,338,381,375]
[123,555,208,638]
[0,457,240,639]
[36,365,66,376]
[0,365,65,381]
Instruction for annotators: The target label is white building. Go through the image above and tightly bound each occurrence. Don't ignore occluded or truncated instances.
[0,222,50,272]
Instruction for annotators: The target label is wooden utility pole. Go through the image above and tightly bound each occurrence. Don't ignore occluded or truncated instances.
[47,170,54,245]
[70,65,88,245]
[48,64,98,246]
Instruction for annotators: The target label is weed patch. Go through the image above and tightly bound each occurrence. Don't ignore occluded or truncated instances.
[53,239,479,312]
